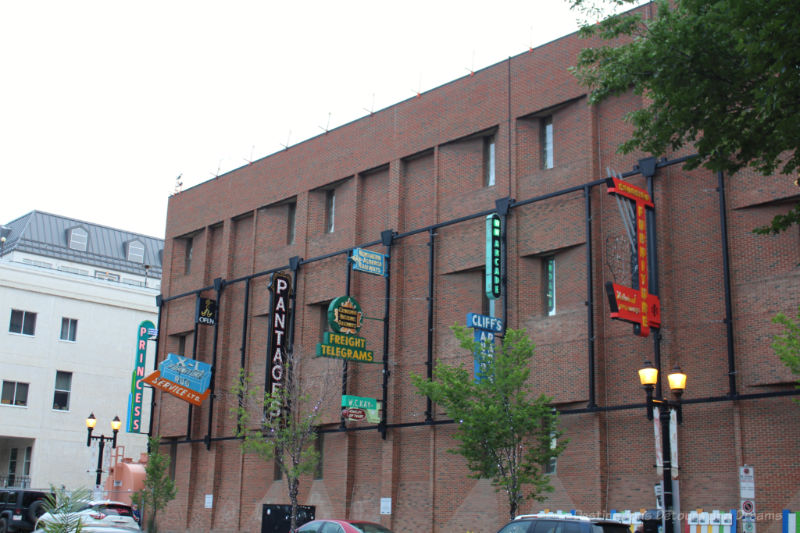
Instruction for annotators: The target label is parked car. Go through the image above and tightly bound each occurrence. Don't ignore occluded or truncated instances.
[497,513,631,533]
[35,500,140,532]
[296,519,394,533]
[0,488,50,532]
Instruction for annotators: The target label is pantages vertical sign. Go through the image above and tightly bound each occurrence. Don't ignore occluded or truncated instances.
[267,272,292,417]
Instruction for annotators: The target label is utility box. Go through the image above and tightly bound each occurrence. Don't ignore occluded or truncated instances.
[261,504,315,533]
[642,509,663,533]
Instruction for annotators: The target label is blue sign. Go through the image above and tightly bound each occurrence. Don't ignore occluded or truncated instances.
[158,353,212,393]
[351,248,387,276]
[466,313,504,333]
[466,313,503,382]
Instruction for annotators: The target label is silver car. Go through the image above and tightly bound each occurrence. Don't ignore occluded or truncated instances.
[35,500,141,531]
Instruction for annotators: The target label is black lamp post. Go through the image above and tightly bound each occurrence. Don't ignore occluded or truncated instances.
[85,413,121,487]
[638,362,686,533]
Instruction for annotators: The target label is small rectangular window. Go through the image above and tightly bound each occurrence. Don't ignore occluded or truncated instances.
[53,371,72,410]
[273,459,283,481]
[1,381,29,406]
[544,256,556,316]
[541,116,554,169]
[483,135,496,187]
[319,304,330,335]
[325,190,336,234]
[127,241,145,263]
[184,237,194,274]
[287,202,297,245]
[9,309,37,335]
[60,318,78,341]
[23,446,32,476]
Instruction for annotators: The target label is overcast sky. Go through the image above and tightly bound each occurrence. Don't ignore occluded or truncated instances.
[1,1,621,239]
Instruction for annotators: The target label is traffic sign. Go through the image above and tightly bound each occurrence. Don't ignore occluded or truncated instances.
[741,500,755,514]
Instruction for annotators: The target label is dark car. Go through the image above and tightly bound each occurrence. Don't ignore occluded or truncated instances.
[497,513,631,533]
[0,488,50,533]
[296,519,393,533]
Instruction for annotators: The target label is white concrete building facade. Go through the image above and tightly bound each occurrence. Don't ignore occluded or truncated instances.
[0,211,162,491]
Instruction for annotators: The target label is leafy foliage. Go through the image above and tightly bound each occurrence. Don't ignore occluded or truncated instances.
[570,0,800,232]
[37,486,91,533]
[231,353,336,532]
[412,326,565,519]
[772,308,800,391]
[132,436,177,533]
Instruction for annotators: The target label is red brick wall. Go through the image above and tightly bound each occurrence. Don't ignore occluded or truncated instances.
[152,23,800,533]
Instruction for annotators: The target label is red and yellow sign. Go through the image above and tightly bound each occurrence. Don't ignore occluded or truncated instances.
[605,177,661,337]
[141,370,210,406]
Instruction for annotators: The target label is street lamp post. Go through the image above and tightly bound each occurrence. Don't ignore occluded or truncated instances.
[639,362,686,533]
[85,413,121,487]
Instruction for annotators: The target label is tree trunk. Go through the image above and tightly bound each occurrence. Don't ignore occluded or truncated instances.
[288,477,300,532]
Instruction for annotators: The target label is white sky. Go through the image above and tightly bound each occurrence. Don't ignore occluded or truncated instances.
[1,1,617,239]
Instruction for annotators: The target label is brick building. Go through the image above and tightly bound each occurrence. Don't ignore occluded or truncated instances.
[151,24,800,533]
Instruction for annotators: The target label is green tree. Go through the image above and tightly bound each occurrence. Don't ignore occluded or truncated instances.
[132,436,177,533]
[772,307,800,392]
[569,0,800,233]
[411,326,566,520]
[231,351,337,532]
[37,486,92,533]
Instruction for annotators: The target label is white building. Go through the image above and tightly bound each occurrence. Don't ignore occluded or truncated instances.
[0,211,162,491]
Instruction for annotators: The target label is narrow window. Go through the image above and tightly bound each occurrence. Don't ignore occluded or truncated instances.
[545,432,558,474]
[169,439,177,481]
[273,459,283,481]
[9,309,37,336]
[178,334,187,356]
[60,318,78,341]
[23,446,32,478]
[483,135,496,187]
[319,303,331,336]
[541,116,554,169]
[7,447,17,486]
[544,256,556,316]
[324,190,336,234]
[184,237,194,274]
[287,202,297,245]
[1,380,29,406]
[53,371,72,410]
[68,228,88,251]
[314,431,324,479]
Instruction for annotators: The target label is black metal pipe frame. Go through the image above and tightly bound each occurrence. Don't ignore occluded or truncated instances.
[717,171,738,396]
[425,228,435,422]
[204,277,224,450]
[153,153,767,447]
[147,294,163,452]
[380,230,394,439]
[339,251,353,430]
[236,279,251,435]
[584,185,597,408]
[186,294,201,439]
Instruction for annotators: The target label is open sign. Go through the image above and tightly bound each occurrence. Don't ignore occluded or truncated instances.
[342,408,366,421]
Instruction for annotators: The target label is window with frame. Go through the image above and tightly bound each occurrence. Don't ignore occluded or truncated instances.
[483,135,496,187]
[7,447,18,486]
[544,256,556,316]
[60,317,78,341]
[68,227,88,251]
[324,189,336,234]
[9,309,36,335]
[127,240,145,263]
[541,116,554,169]
[53,371,72,411]
[1,380,29,406]
[287,201,297,244]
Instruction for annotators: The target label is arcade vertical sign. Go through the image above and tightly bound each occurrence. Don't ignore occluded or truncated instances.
[267,272,292,418]
[604,177,661,336]
[127,320,154,432]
